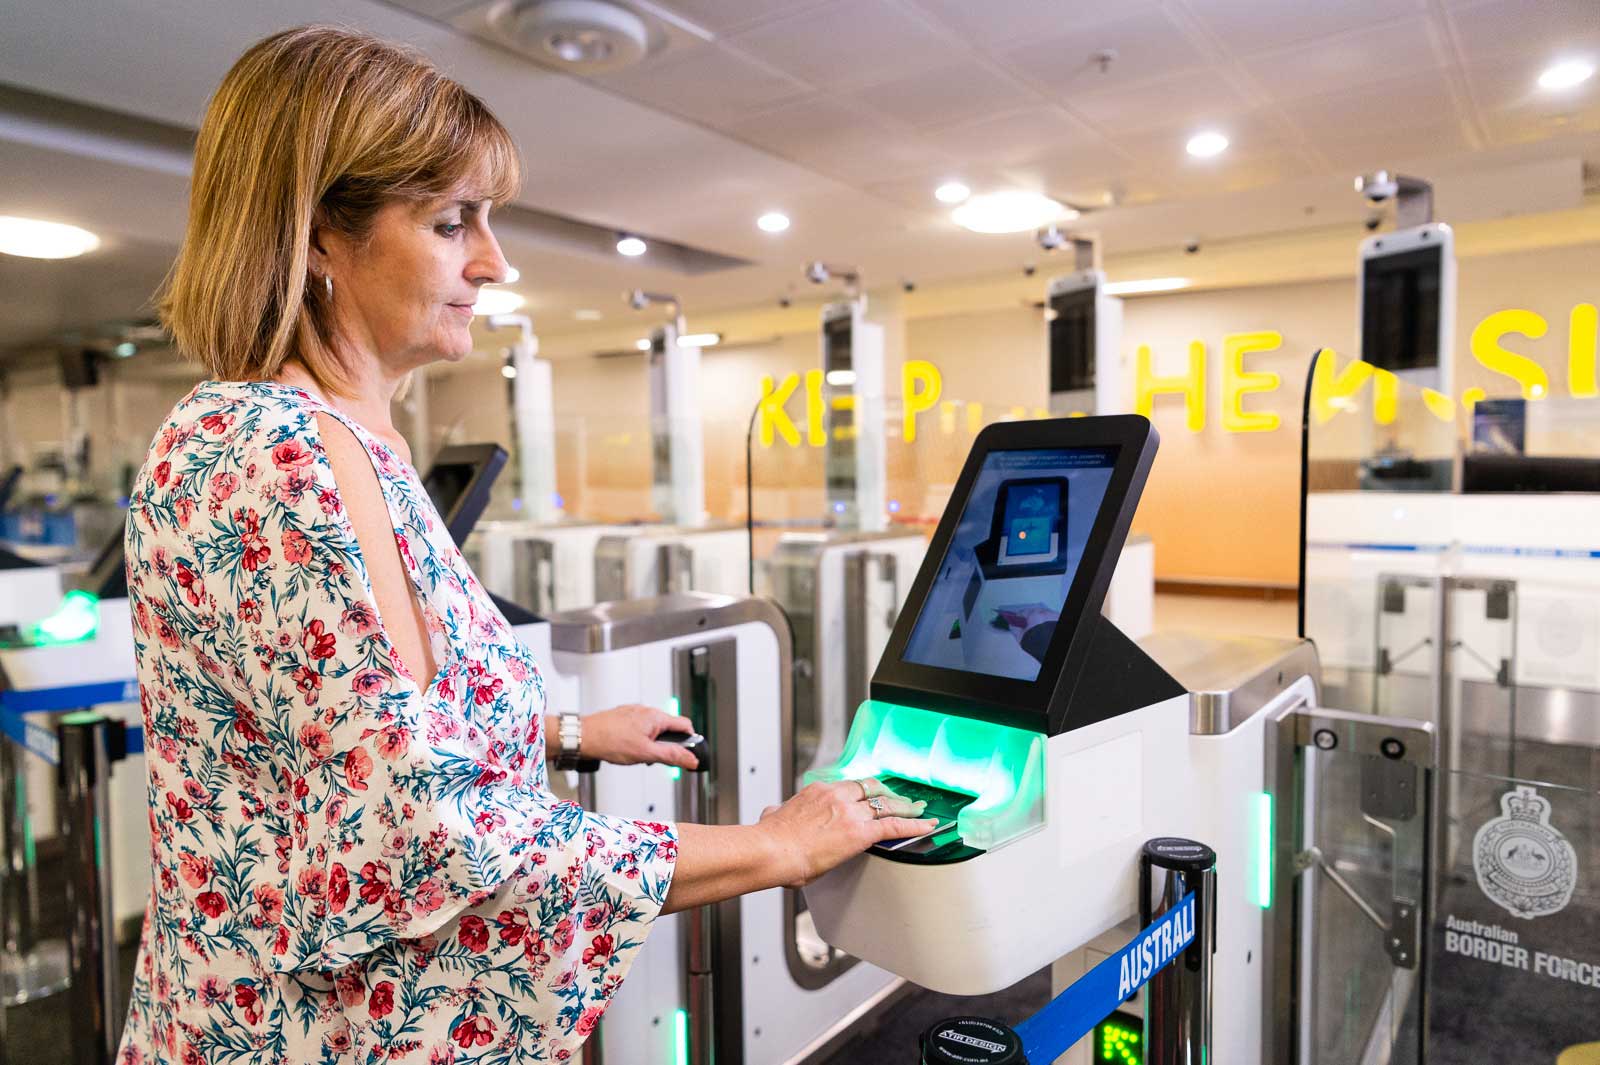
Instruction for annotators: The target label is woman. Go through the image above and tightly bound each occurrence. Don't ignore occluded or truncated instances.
[121,25,934,1064]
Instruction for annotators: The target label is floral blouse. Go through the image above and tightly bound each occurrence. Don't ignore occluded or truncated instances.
[118,379,676,1065]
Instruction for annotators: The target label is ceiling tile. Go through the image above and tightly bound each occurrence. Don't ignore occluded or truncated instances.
[1446,0,1600,65]
[729,0,964,92]
[590,43,812,125]
[1068,67,1251,135]
[1237,17,1449,102]
[863,166,1015,210]
[724,96,956,183]
[906,0,1163,49]
[920,105,1106,167]
[1183,0,1429,57]
[1278,70,1463,144]
[1466,55,1600,118]
[843,61,1041,129]
[998,8,1213,99]
[1000,154,1173,208]
[651,0,832,35]
[1314,123,1476,172]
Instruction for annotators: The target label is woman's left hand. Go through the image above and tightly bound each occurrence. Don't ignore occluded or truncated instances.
[580,705,701,770]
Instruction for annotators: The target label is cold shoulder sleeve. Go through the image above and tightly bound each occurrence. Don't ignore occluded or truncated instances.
[129,385,676,998]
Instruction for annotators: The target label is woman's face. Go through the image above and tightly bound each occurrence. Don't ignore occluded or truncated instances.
[316,182,509,372]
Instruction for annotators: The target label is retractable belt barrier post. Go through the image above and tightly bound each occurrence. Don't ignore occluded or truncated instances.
[917,837,1216,1065]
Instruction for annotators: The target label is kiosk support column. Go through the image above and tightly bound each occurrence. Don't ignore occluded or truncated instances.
[59,712,123,1065]
[1139,838,1216,1065]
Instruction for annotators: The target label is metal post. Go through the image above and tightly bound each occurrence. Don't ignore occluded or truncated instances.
[2,724,71,1009]
[1139,837,1216,1065]
[58,712,122,1065]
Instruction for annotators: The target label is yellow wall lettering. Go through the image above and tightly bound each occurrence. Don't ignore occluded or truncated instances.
[901,360,942,443]
[1136,341,1206,432]
[1308,348,1374,424]
[1570,303,1598,399]
[966,402,985,435]
[1221,331,1283,432]
[1461,386,1486,412]
[1421,388,1457,422]
[939,399,959,436]
[1471,309,1550,400]
[758,373,800,447]
[804,369,825,446]
[1373,369,1399,425]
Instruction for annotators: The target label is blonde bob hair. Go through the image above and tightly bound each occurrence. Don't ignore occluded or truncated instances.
[160,25,521,396]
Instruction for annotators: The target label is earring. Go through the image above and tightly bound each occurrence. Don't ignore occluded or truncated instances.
[324,274,334,301]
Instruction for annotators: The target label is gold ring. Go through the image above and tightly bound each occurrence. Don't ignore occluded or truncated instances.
[857,778,872,801]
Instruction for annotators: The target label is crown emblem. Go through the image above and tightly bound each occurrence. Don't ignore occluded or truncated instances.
[1473,785,1577,920]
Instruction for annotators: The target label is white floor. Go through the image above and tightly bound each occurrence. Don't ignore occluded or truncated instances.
[1152,592,1298,641]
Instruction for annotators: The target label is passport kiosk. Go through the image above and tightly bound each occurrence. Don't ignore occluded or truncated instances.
[802,415,1317,1063]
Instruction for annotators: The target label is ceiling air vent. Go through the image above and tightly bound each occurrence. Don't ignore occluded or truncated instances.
[487,0,652,74]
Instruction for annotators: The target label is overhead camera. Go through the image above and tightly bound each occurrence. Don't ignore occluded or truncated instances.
[1022,263,1037,277]
[1183,238,1201,255]
[804,261,830,285]
[1036,224,1068,252]
[1364,212,1383,233]
[626,288,648,310]
[778,295,793,309]
[1355,171,1400,204]
[901,279,915,293]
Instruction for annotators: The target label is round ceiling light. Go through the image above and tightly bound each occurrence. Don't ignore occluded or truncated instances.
[0,215,100,259]
[757,211,791,233]
[616,235,647,256]
[491,0,650,74]
[1186,130,1229,158]
[1538,59,1595,91]
[934,181,971,204]
[472,287,526,315]
[950,190,1072,234]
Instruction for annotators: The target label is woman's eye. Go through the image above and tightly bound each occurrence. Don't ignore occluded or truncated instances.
[437,222,464,237]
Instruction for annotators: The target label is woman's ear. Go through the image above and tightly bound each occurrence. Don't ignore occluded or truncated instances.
[307,220,333,280]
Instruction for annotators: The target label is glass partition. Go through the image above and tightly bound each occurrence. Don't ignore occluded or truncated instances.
[1299,349,1600,1055]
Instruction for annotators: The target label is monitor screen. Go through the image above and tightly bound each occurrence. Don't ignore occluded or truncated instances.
[422,462,477,521]
[901,445,1118,682]
[420,444,507,548]
[1048,286,1096,393]
[1361,244,1442,373]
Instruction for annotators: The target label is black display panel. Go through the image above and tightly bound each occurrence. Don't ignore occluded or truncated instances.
[1361,244,1442,373]
[823,313,856,509]
[421,443,507,548]
[902,447,1116,682]
[1048,285,1096,393]
[872,415,1161,735]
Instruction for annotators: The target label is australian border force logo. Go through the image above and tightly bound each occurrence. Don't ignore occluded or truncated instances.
[1473,785,1577,920]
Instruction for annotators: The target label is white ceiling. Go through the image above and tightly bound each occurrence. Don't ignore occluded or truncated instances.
[0,0,1597,354]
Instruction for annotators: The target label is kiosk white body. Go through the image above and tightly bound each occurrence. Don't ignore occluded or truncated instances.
[468,519,640,614]
[1046,269,1124,419]
[594,525,751,601]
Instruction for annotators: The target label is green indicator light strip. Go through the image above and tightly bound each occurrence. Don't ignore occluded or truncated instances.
[1254,791,1274,909]
[674,1008,688,1065]
[28,589,100,646]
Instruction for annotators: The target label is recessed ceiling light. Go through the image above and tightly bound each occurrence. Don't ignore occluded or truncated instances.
[574,309,603,321]
[635,338,652,350]
[616,235,647,257]
[935,181,971,204]
[504,265,521,283]
[472,288,525,315]
[1186,131,1229,158]
[825,369,857,387]
[501,364,518,379]
[1538,59,1595,91]
[950,190,1072,234]
[1103,277,1191,296]
[757,211,790,233]
[0,216,100,259]
[678,333,721,348]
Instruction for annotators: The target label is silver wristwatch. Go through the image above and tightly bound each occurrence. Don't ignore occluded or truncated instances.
[555,712,584,771]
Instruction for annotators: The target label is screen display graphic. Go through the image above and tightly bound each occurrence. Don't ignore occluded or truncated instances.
[1362,244,1442,373]
[901,446,1117,682]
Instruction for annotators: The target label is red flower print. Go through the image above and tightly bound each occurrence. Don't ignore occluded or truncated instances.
[344,746,372,791]
[157,425,182,457]
[472,676,504,706]
[178,853,211,889]
[238,598,261,624]
[156,618,181,650]
[236,508,270,570]
[282,529,312,566]
[195,891,226,919]
[458,915,489,953]
[199,412,234,436]
[296,867,326,898]
[293,666,323,706]
[327,863,350,914]
[234,982,262,1025]
[413,878,444,915]
[335,972,364,1008]
[255,885,284,924]
[273,925,289,956]
[165,791,193,822]
[368,980,394,1019]
[451,1016,495,1049]
[301,620,336,659]
[272,439,314,472]
[351,669,388,698]
[323,1030,352,1054]
[209,472,239,503]
[495,908,530,946]
[297,721,332,760]
[338,603,379,639]
[317,487,341,515]
[553,916,575,953]
[581,933,615,969]
[153,461,173,488]
[374,727,409,761]
[232,701,265,744]
[174,496,195,528]
[357,861,390,905]
[581,904,612,932]
[175,564,203,606]
[575,1006,605,1037]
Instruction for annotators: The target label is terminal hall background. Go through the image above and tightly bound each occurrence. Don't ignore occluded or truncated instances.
[3,230,1597,591]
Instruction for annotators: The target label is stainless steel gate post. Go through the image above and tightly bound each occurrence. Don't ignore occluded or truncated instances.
[1139,837,1216,1065]
[58,712,123,1065]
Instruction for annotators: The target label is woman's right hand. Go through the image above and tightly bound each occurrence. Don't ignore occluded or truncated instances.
[758,779,939,888]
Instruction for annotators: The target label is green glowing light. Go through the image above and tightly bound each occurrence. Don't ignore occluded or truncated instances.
[1254,791,1274,909]
[27,589,99,646]
[1096,1012,1143,1065]
[803,699,1045,851]
[674,1008,688,1065]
